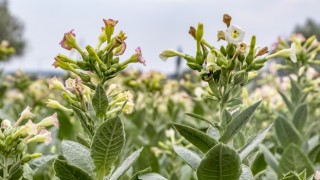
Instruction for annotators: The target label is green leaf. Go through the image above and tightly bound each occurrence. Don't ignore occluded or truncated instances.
[23,164,34,180]
[109,148,143,180]
[61,140,95,178]
[197,144,242,180]
[281,171,300,180]
[238,123,273,160]
[185,112,216,127]
[172,123,218,153]
[130,167,152,180]
[173,145,201,170]
[8,162,23,180]
[259,144,279,173]
[138,173,167,180]
[91,116,125,177]
[206,125,220,140]
[279,144,314,177]
[72,106,94,136]
[92,84,108,118]
[275,116,302,148]
[219,100,261,143]
[292,103,308,131]
[240,164,254,180]
[76,134,91,148]
[290,78,301,105]
[279,91,294,112]
[54,158,94,180]
[221,109,232,127]
[250,153,267,175]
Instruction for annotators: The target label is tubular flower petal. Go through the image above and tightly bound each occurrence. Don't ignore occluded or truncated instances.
[59,29,76,50]
[37,113,59,129]
[135,47,146,66]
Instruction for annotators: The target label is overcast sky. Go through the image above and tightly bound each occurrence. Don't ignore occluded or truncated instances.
[2,0,320,74]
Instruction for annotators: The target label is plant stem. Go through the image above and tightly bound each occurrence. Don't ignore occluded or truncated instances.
[3,156,8,180]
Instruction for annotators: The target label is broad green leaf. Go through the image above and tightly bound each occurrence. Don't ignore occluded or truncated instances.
[309,144,320,163]
[91,116,125,177]
[8,162,22,180]
[279,144,314,177]
[292,103,308,131]
[240,164,254,180]
[129,167,152,180]
[61,140,95,177]
[233,131,246,150]
[72,106,94,136]
[251,153,267,175]
[54,158,93,180]
[279,91,294,112]
[197,144,242,180]
[220,100,261,143]
[92,84,108,118]
[173,123,218,153]
[76,134,91,148]
[173,145,201,170]
[239,123,273,160]
[29,155,56,170]
[23,164,34,180]
[109,148,143,180]
[138,173,167,180]
[221,109,232,127]
[275,116,302,148]
[206,125,220,140]
[259,144,279,173]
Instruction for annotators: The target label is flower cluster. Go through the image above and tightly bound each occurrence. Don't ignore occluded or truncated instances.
[0,40,15,61]
[0,107,58,179]
[53,19,146,85]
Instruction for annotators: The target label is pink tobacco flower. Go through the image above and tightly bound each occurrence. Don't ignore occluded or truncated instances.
[59,29,76,50]
[135,47,146,66]
[115,42,127,56]
[103,19,118,27]
[37,113,59,129]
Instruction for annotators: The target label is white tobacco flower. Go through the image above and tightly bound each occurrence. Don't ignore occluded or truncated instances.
[14,120,38,138]
[20,106,35,121]
[107,84,120,96]
[26,129,52,145]
[266,43,297,63]
[122,101,135,114]
[49,76,65,90]
[1,119,12,129]
[65,78,76,91]
[165,129,175,138]
[37,113,59,128]
[194,87,204,98]
[225,25,245,44]
[315,171,320,180]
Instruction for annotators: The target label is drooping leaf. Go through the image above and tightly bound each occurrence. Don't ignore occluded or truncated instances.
[138,173,167,180]
[54,158,93,180]
[292,103,308,132]
[274,116,302,148]
[109,148,143,180]
[61,140,95,177]
[239,123,273,160]
[91,116,125,177]
[92,84,108,118]
[29,155,56,170]
[197,144,242,180]
[259,144,279,173]
[220,100,261,143]
[240,164,254,180]
[173,145,201,170]
[278,144,314,177]
[173,123,218,153]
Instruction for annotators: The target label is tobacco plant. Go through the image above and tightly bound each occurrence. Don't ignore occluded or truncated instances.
[160,14,298,180]
[49,19,164,180]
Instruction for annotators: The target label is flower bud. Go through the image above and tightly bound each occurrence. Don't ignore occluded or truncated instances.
[245,36,256,65]
[103,19,118,42]
[22,153,42,163]
[159,49,184,62]
[186,62,202,71]
[255,47,269,57]
[37,113,59,128]
[196,23,204,42]
[26,129,52,145]
[49,76,65,90]
[223,14,232,27]
[1,119,12,129]
[233,70,246,84]
[47,99,72,113]
[189,26,196,39]
[79,72,91,82]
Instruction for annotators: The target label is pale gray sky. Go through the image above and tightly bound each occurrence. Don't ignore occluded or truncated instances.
[2,0,320,73]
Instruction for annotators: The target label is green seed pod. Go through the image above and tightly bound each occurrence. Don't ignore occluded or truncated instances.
[186,62,202,71]
[79,72,91,82]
